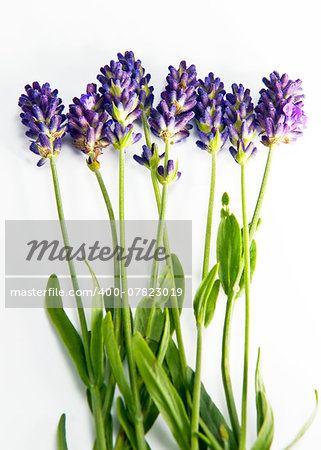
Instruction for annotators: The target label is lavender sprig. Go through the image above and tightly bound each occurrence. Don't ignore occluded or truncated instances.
[149,61,198,145]
[195,73,228,154]
[18,82,66,166]
[67,83,112,169]
[255,71,306,146]
[225,83,257,164]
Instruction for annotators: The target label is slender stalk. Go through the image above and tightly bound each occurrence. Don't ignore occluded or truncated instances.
[142,123,188,394]
[191,151,217,449]
[95,169,121,338]
[94,169,120,430]
[91,386,108,450]
[239,162,251,450]
[202,153,216,279]
[49,157,107,450]
[142,111,152,149]
[145,183,168,337]
[221,293,240,444]
[119,146,146,450]
[191,322,203,450]
[249,144,274,243]
[220,145,275,443]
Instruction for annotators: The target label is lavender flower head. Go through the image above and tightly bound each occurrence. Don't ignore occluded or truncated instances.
[18,82,66,166]
[67,83,112,169]
[157,159,181,185]
[98,55,142,149]
[133,143,160,170]
[117,51,154,114]
[225,84,257,164]
[149,61,198,144]
[195,73,228,154]
[255,71,306,146]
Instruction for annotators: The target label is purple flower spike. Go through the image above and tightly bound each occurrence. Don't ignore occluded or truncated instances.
[106,123,141,151]
[67,83,112,168]
[133,143,160,170]
[149,61,197,144]
[18,82,66,166]
[225,83,257,164]
[195,73,228,154]
[117,51,154,114]
[157,159,181,185]
[255,71,306,146]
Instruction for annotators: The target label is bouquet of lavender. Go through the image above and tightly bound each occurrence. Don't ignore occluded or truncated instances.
[18,52,317,450]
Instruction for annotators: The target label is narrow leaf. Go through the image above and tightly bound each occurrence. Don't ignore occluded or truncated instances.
[85,261,105,385]
[251,349,274,450]
[157,308,171,364]
[103,312,134,413]
[216,212,241,295]
[204,279,221,328]
[133,333,190,450]
[237,239,257,297]
[283,390,318,450]
[116,397,138,450]
[193,263,219,324]
[46,275,89,386]
[57,414,68,450]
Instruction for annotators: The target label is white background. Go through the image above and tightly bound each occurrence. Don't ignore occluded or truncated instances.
[1,0,320,448]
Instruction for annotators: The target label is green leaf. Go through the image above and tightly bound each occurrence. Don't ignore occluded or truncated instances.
[57,414,68,450]
[237,239,257,298]
[283,390,318,450]
[166,254,185,334]
[103,312,134,413]
[134,297,165,355]
[170,253,185,308]
[165,340,237,449]
[157,308,171,364]
[133,333,190,450]
[204,280,221,328]
[216,212,242,295]
[193,263,219,324]
[116,397,138,450]
[45,275,89,386]
[251,349,274,450]
[85,261,105,386]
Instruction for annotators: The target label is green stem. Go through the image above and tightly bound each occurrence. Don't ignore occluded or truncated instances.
[249,144,274,243]
[202,153,216,279]
[49,157,106,450]
[239,162,251,450]
[142,111,152,149]
[145,182,168,337]
[91,386,108,450]
[144,126,188,396]
[191,322,203,450]
[119,146,146,450]
[221,293,240,444]
[191,152,216,449]
[95,169,121,339]
[94,170,120,429]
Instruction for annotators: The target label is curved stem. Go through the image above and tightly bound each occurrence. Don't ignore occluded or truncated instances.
[91,386,108,450]
[221,293,240,444]
[145,183,168,337]
[95,169,121,338]
[239,163,251,450]
[191,152,217,448]
[202,153,216,279]
[50,157,107,450]
[191,322,203,450]
[142,111,152,149]
[119,146,146,450]
[249,144,274,243]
